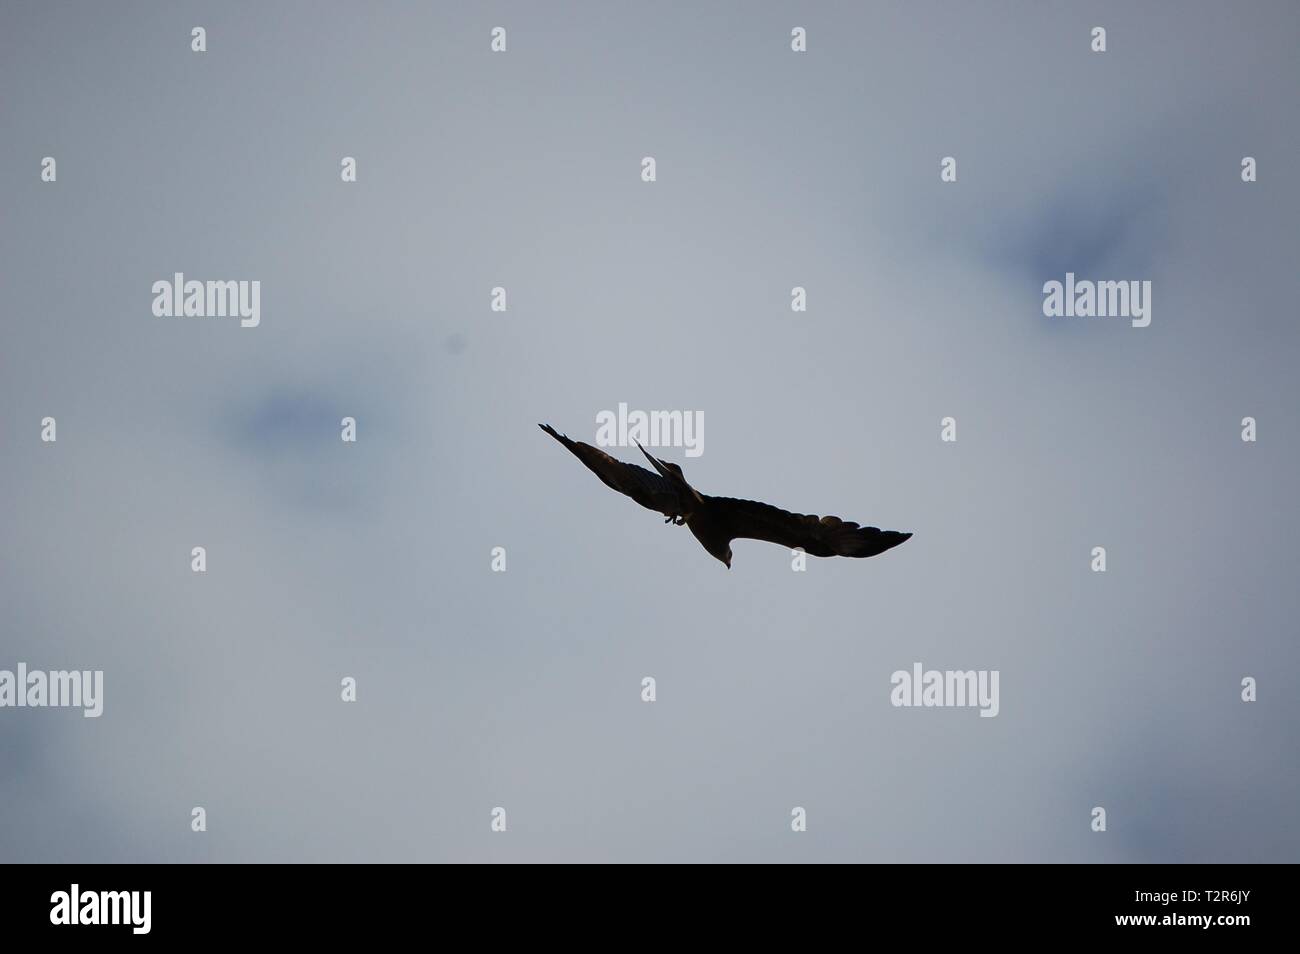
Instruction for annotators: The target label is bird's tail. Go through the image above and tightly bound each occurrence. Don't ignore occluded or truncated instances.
[636,441,699,498]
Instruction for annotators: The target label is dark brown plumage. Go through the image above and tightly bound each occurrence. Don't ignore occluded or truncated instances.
[539,423,912,568]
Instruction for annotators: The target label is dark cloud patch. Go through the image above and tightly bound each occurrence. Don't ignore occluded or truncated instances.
[989,178,1170,285]
[221,390,350,454]
[213,388,381,513]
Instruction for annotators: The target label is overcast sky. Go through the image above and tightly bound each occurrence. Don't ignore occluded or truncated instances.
[2,1,1297,862]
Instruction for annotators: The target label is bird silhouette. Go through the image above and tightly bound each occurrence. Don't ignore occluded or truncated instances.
[540,423,911,568]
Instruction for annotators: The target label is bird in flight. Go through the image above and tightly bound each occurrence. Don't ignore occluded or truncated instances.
[539,423,912,568]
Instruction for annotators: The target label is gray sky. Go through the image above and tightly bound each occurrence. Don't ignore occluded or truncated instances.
[1,1,1297,862]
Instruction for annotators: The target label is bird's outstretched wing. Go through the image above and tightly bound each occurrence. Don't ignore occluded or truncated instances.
[539,424,685,517]
[711,496,912,558]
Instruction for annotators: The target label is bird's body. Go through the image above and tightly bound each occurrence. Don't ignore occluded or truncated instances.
[539,423,911,568]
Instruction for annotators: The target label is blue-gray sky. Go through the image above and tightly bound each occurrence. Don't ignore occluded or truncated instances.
[1,1,1297,862]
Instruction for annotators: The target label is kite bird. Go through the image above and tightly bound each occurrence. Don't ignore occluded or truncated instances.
[539,423,912,568]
